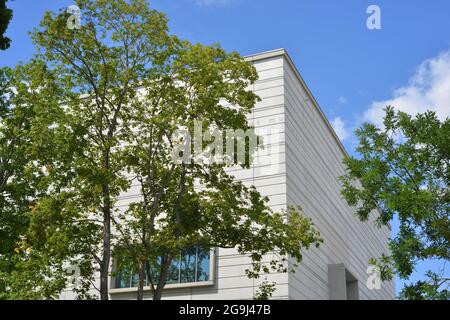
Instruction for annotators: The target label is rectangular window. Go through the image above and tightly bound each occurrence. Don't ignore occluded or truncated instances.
[115,246,211,289]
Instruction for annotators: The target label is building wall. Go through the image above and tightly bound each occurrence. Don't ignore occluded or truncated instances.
[281,50,395,300]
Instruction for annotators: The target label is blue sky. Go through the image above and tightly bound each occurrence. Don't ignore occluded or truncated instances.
[1,0,449,297]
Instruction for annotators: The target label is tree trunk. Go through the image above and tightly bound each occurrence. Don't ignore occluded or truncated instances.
[137,260,146,300]
[100,185,111,300]
[152,168,186,300]
[100,151,112,300]
[153,255,172,300]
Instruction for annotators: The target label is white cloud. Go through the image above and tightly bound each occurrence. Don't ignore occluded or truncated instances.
[331,117,350,141]
[365,50,450,127]
[193,0,232,6]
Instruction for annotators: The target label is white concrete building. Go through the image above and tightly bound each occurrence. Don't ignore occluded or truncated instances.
[62,49,395,300]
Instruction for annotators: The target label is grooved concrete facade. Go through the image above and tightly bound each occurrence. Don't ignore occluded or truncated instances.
[60,49,395,300]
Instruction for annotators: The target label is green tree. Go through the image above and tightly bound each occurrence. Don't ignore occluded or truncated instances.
[0,63,72,299]
[110,23,322,302]
[0,0,12,50]
[0,65,36,297]
[340,106,449,300]
[5,0,322,300]
[26,0,177,299]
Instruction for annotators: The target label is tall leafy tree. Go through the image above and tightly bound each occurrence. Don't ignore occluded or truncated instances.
[0,62,71,299]
[0,0,12,50]
[28,0,176,299]
[340,106,449,300]
[0,66,35,296]
[113,44,322,300]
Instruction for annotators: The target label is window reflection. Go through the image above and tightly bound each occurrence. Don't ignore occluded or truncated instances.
[180,247,197,283]
[115,246,211,289]
[197,248,211,282]
[166,255,181,285]
[115,269,132,289]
